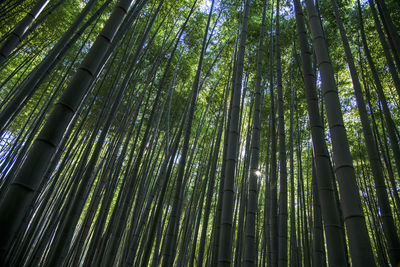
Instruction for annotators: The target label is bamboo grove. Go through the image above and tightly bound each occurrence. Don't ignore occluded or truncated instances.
[0,0,399,266]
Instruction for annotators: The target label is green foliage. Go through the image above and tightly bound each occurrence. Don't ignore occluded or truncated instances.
[1,0,399,265]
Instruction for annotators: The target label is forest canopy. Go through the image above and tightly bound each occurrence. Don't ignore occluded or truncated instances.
[0,0,399,266]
